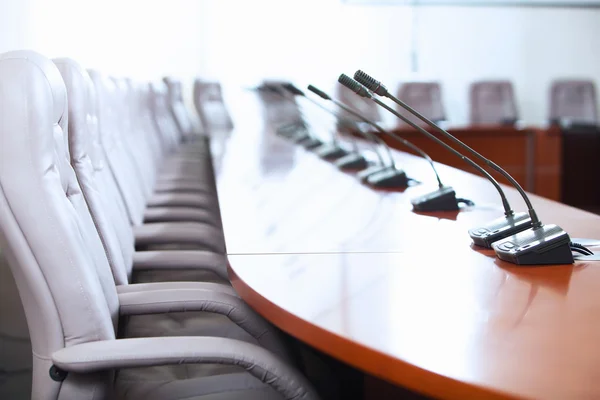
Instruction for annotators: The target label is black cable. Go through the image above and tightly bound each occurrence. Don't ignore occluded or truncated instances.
[456,198,475,207]
[570,242,594,256]
[571,247,593,256]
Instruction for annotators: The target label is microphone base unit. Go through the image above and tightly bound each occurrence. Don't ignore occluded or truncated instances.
[411,186,460,212]
[276,121,308,139]
[290,131,312,142]
[492,224,574,265]
[469,211,532,248]
[298,136,325,149]
[314,144,350,160]
[357,165,393,181]
[335,153,369,170]
[366,168,409,188]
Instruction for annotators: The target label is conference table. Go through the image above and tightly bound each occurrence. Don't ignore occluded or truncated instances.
[211,95,600,400]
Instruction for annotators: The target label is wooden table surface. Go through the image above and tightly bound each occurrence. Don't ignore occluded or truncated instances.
[213,94,600,400]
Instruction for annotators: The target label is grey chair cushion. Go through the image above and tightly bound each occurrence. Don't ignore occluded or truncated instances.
[147,192,219,209]
[133,222,225,253]
[133,269,227,285]
[143,206,220,225]
[116,368,283,400]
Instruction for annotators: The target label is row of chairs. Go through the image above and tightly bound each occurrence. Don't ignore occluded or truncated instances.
[337,79,598,127]
[0,51,318,400]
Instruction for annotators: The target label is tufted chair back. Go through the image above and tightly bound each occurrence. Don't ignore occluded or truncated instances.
[0,50,119,400]
[54,58,135,286]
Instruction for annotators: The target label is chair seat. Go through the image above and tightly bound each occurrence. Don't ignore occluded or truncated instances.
[153,180,214,194]
[147,192,218,209]
[121,311,293,365]
[143,206,219,225]
[133,268,227,285]
[116,368,283,400]
[133,222,226,253]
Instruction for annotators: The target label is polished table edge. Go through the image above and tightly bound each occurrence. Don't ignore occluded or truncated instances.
[228,261,522,400]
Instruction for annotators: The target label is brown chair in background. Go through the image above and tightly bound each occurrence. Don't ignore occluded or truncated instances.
[469,80,519,126]
[549,79,598,126]
[395,82,445,128]
[549,79,600,213]
[193,79,234,131]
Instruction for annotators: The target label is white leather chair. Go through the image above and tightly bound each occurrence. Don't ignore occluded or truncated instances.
[164,77,205,140]
[53,58,228,285]
[0,50,318,400]
[87,70,226,253]
[192,79,234,132]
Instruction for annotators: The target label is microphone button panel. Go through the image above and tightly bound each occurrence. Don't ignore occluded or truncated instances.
[469,211,533,248]
[492,224,574,265]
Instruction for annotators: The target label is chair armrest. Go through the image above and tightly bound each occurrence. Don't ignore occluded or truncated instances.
[132,250,228,282]
[117,281,237,297]
[52,337,318,400]
[118,288,269,342]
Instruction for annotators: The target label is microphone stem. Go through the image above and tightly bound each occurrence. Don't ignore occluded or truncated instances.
[328,99,394,168]
[332,99,443,188]
[384,93,540,227]
[268,86,310,126]
[302,95,369,153]
[372,97,514,216]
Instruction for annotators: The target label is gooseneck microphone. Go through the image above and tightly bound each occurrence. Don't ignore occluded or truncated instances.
[308,84,468,210]
[347,72,574,265]
[262,83,322,147]
[354,70,539,224]
[282,83,370,167]
[306,84,410,187]
[307,85,394,173]
[281,83,358,161]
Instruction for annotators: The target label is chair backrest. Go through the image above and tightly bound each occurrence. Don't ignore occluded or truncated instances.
[88,70,147,226]
[151,81,184,151]
[54,58,135,286]
[469,80,518,126]
[128,79,163,166]
[164,76,201,140]
[549,79,598,125]
[335,84,381,128]
[193,79,234,131]
[396,82,445,128]
[0,50,119,400]
[112,77,156,199]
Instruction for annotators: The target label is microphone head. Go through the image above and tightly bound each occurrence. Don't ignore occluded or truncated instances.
[338,74,372,98]
[264,84,282,94]
[307,85,331,100]
[282,83,305,97]
[354,70,388,96]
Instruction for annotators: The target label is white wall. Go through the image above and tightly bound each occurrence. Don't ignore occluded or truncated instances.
[1,0,599,125]
[0,0,206,79]
[198,0,600,126]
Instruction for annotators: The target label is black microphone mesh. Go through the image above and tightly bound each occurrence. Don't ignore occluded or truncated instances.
[307,85,330,100]
[354,70,377,89]
[354,70,387,95]
[284,83,305,97]
[338,74,360,92]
